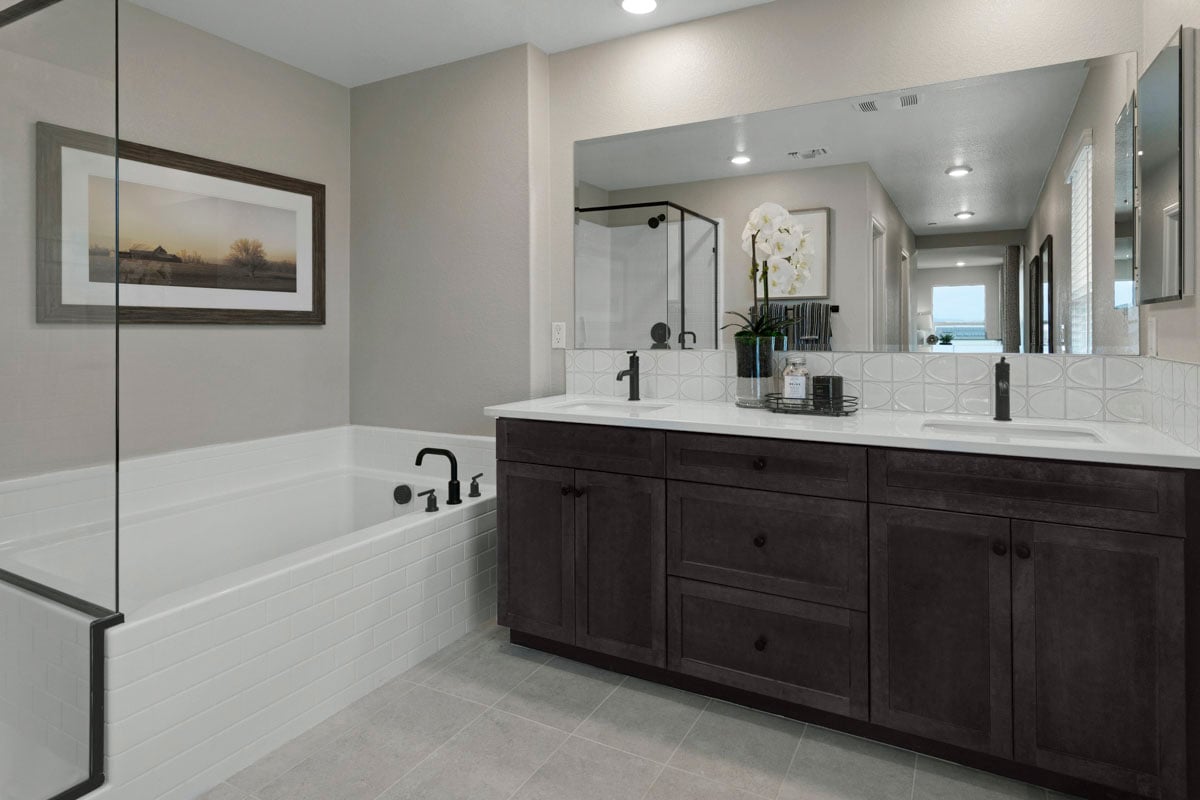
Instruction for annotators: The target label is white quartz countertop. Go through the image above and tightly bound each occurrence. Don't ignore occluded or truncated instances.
[484,394,1200,470]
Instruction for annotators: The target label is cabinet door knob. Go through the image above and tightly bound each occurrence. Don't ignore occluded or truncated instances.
[560,485,572,496]
[752,457,766,471]
[573,487,586,498]
[753,535,767,548]
[992,541,1007,557]
[1015,544,1032,560]
[754,636,768,652]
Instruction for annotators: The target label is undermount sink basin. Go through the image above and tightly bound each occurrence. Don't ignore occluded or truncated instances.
[551,400,672,417]
[921,419,1105,443]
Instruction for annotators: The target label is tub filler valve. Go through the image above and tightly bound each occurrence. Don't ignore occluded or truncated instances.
[418,488,438,512]
[469,473,484,498]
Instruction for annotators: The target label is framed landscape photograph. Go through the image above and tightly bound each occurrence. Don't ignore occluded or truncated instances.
[36,121,325,324]
[782,206,830,299]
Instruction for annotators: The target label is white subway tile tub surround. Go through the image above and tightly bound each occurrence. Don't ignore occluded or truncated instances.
[0,426,497,800]
[566,349,1150,423]
[0,582,91,796]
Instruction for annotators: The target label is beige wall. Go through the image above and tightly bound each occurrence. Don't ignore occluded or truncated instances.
[1141,0,1200,362]
[0,2,352,477]
[349,45,536,435]
[117,3,352,457]
[547,0,1142,386]
[1024,53,1139,355]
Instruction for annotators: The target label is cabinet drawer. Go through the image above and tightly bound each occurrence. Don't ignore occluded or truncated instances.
[869,448,1186,537]
[497,419,665,477]
[668,482,867,609]
[667,432,867,500]
[668,578,868,719]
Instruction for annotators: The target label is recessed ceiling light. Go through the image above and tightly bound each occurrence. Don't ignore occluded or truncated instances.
[729,155,751,165]
[956,261,966,267]
[945,165,973,177]
[1137,150,1144,156]
[954,211,975,220]
[621,0,657,13]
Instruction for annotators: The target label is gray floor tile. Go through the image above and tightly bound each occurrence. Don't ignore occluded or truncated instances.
[667,700,804,797]
[404,623,506,684]
[511,735,661,800]
[913,756,1046,800]
[493,656,623,732]
[423,639,550,705]
[377,709,564,800]
[574,677,707,764]
[255,686,485,800]
[643,767,761,800]
[195,783,250,800]
[779,725,916,800]
[227,682,412,793]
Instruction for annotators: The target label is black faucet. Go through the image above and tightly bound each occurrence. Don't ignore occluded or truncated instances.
[994,356,1012,422]
[677,331,697,350]
[416,448,461,505]
[616,350,640,401]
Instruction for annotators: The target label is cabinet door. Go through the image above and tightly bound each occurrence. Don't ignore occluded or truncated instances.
[1012,522,1185,800]
[869,505,1013,757]
[497,461,575,643]
[575,470,666,666]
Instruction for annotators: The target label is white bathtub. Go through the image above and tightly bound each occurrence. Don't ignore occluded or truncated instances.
[1,426,498,800]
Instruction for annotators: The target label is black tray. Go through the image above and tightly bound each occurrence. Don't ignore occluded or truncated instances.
[764,393,859,417]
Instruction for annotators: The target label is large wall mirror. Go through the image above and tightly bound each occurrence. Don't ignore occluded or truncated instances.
[574,51,1147,354]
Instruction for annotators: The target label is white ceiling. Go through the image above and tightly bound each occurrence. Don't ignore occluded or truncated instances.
[128,0,774,87]
[576,59,1106,235]
[916,245,1007,270]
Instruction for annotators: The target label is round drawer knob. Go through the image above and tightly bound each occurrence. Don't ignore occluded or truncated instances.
[753,535,767,548]
[754,636,768,652]
[992,542,1007,557]
[752,458,766,471]
[1015,544,1032,560]
[560,485,572,496]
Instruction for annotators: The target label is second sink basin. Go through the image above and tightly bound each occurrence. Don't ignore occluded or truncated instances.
[551,400,672,417]
[921,419,1104,443]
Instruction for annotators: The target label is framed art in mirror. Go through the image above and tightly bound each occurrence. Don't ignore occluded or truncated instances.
[36,122,326,324]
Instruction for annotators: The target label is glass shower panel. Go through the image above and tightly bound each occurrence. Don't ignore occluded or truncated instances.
[574,204,670,349]
[681,208,719,349]
[0,1,118,798]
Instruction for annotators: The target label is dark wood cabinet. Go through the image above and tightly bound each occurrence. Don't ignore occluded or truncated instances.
[497,461,575,644]
[1011,521,1186,800]
[575,470,666,666]
[498,421,1195,800]
[869,505,1013,757]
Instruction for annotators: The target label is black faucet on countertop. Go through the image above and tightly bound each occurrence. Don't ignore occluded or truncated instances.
[617,350,640,401]
[416,448,461,505]
[994,356,1012,422]
[678,331,697,350]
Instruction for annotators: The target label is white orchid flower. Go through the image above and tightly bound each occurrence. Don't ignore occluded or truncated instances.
[746,202,789,236]
[765,255,797,288]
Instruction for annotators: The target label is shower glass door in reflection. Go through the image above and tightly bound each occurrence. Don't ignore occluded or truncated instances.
[0,1,119,798]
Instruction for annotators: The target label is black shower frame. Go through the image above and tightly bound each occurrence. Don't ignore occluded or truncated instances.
[575,201,720,349]
[1,2,125,800]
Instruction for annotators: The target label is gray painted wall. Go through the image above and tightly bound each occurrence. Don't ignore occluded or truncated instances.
[349,45,535,435]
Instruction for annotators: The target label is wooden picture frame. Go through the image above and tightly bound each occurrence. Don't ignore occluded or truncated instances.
[36,121,325,324]
[782,206,831,299]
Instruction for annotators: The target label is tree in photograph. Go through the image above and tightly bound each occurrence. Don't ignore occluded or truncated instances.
[226,238,268,277]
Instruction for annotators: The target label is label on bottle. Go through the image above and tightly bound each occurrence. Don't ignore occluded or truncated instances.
[783,374,808,400]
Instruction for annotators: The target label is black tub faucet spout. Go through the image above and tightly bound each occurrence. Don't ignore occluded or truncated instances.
[416,448,461,505]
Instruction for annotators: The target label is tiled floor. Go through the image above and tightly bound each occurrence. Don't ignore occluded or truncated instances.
[203,623,1077,800]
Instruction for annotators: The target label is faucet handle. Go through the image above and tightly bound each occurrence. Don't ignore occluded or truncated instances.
[418,488,438,513]
[469,473,484,498]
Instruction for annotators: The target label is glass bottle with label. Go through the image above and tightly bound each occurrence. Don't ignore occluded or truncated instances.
[781,355,810,400]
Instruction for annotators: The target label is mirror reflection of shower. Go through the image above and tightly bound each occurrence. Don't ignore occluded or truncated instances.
[574,201,720,350]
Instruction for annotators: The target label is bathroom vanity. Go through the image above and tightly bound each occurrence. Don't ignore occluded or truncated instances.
[485,398,1200,800]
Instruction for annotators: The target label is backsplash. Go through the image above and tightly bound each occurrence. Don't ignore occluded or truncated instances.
[566,348,1200,453]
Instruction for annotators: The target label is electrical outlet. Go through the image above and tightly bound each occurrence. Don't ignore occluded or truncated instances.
[551,322,566,349]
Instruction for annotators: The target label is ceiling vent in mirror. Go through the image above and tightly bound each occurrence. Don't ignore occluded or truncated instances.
[855,99,879,113]
[789,148,829,160]
[897,93,921,108]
